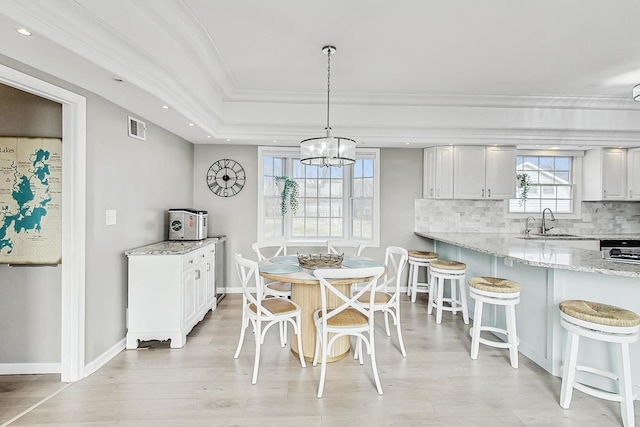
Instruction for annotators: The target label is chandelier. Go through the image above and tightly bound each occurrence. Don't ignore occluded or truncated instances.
[300,45,356,167]
[634,84,640,101]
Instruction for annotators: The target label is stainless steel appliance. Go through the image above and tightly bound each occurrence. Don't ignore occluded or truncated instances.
[600,239,640,264]
[168,209,208,241]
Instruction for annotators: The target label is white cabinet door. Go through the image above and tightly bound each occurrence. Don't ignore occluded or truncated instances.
[602,149,626,200]
[628,148,640,200]
[181,266,198,327]
[454,146,486,199]
[436,146,454,199]
[583,148,627,200]
[423,146,454,199]
[485,146,516,199]
[204,246,216,305]
[423,147,435,198]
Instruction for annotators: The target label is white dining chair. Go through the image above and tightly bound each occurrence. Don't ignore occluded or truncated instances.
[327,240,365,257]
[356,246,409,357]
[312,266,386,398]
[233,253,306,384]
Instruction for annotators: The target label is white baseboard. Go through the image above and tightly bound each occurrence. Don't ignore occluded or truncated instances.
[0,363,61,375]
[83,337,125,378]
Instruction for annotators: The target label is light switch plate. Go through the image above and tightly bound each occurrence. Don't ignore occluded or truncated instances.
[105,209,117,226]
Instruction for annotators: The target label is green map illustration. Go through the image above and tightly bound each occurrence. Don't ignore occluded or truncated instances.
[0,137,62,264]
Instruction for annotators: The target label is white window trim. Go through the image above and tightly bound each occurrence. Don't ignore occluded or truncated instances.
[504,153,583,219]
[257,146,380,247]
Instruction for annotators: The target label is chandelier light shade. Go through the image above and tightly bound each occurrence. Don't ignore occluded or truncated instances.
[300,45,356,167]
[634,84,640,102]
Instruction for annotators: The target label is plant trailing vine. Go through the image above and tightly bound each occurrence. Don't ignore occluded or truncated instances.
[275,176,299,216]
[516,172,531,206]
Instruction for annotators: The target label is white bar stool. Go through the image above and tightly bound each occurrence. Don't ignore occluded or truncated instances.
[406,250,438,303]
[427,260,469,324]
[559,299,640,427]
[468,276,521,369]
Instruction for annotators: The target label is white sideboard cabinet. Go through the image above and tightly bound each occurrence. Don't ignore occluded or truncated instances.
[125,238,218,349]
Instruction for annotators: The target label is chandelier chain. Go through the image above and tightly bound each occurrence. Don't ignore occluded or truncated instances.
[326,47,331,136]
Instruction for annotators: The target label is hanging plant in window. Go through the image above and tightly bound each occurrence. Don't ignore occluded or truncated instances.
[275,176,299,216]
[516,173,531,206]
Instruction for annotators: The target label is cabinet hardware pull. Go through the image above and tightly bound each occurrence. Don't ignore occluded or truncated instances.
[481,189,484,197]
[488,189,491,197]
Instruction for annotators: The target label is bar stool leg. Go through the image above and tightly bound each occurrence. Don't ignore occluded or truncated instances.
[406,263,413,297]
[560,331,580,408]
[427,273,436,315]
[459,277,469,324]
[619,342,635,427]
[470,298,483,360]
[411,264,419,303]
[506,304,518,368]
[436,276,445,324]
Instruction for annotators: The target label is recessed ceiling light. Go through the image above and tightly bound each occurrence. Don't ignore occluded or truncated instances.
[272,140,277,143]
[226,138,231,142]
[16,27,31,36]
[406,142,411,145]
[188,123,195,127]
[549,146,560,150]
[162,105,169,109]
[207,135,211,139]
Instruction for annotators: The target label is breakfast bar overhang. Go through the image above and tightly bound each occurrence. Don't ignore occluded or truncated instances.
[415,231,640,398]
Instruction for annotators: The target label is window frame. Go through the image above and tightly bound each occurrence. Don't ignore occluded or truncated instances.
[505,150,583,219]
[257,146,380,246]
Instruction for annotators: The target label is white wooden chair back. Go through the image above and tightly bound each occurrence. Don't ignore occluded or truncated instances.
[326,240,365,256]
[252,241,287,261]
[381,246,408,294]
[314,266,385,324]
[234,253,270,319]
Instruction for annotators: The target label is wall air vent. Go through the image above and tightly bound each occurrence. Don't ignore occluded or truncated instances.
[128,116,146,141]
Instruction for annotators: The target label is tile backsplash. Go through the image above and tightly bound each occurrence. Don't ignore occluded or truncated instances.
[414,199,640,235]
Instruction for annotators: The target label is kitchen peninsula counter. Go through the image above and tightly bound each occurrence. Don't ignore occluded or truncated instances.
[415,231,640,278]
[415,231,640,397]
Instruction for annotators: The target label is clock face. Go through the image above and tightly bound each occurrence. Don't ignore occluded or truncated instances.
[206,158,246,197]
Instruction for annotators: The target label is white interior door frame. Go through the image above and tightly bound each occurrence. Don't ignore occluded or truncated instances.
[0,63,86,382]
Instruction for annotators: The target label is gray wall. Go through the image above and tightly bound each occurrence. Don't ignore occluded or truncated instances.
[193,145,426,290]
[0,57,195,365]
[0,83,62,363]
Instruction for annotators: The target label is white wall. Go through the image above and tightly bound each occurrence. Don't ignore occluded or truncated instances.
[193,145,427,290]
[0,55,196,365]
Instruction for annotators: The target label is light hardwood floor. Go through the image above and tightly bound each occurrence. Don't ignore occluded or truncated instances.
[2,293,638,426]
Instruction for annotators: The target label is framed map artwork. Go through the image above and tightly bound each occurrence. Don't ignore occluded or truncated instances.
[0,137,62,264]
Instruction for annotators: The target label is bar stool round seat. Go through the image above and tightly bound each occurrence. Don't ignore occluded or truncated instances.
[468,276,521,368]
[406,250,438,303]
[559,299,640,427]
[427,260,469,324]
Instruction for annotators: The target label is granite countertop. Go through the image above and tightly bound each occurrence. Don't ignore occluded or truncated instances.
[125,237,219,256]
[415,231,640,279]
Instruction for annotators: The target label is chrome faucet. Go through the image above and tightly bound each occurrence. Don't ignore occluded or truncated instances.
[541,208,556,235]
[524,216,536,236]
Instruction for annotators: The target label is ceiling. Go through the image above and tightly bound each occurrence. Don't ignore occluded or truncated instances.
[1,0,640,149]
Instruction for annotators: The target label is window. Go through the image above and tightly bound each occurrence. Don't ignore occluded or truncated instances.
[509,155,574,213]
[258,147,380,245]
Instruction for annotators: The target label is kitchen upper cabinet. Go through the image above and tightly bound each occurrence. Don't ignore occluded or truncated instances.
[423,146,454,199]
[582,148,627,201]
[453,146,517,199]
[627,148,640,200]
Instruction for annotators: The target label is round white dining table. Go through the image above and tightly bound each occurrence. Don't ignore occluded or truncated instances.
[259,256,380,363]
